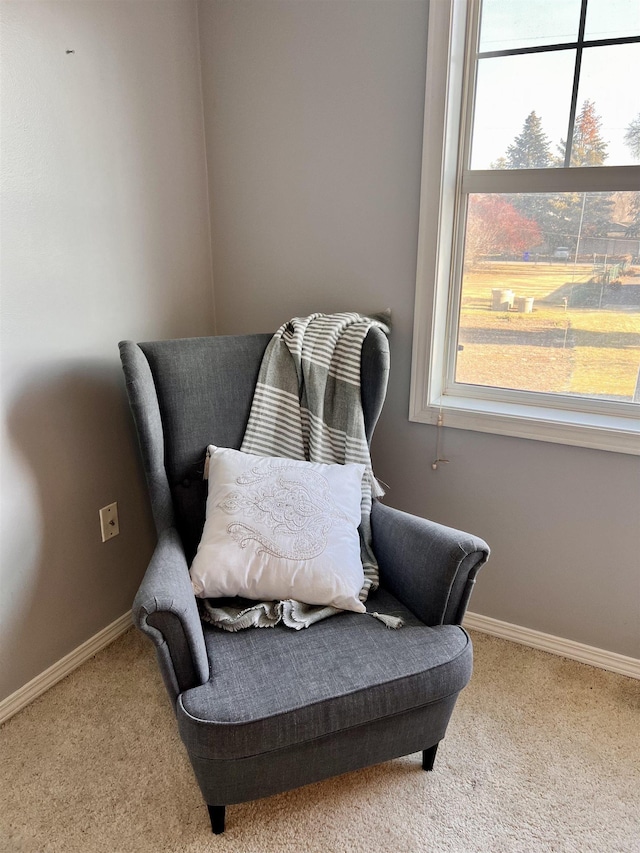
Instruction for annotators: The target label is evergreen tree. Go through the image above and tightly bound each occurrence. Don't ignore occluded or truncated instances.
[551,101,614,247]
[505,111,552,169]
[559,99,609,167]
[623,113,640,161]
[546,190,615,252]
[494,112,555,248]
[623,193,640,238]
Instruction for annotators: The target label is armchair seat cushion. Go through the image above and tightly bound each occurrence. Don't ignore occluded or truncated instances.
[177,588,472,761]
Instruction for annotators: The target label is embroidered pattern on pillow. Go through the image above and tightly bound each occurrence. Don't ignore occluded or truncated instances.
[219,461,350,560]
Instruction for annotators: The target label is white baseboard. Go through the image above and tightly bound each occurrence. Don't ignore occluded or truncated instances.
[464,611,640,680]
[0,611,133,727]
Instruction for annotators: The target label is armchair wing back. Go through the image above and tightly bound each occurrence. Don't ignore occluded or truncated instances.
[120,330,389,560]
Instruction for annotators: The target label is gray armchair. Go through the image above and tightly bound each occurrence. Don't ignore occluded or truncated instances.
[119,330,489,834]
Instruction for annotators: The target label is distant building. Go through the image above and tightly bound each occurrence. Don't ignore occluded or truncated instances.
[578,235,640,258]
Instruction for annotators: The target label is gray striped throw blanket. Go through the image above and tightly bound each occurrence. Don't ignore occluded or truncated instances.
[202,311,403,631]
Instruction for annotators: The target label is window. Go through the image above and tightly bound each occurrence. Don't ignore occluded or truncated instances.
[410,0,640,454]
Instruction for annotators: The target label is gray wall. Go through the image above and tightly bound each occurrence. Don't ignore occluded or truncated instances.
[198,0,640,657]
[2,0,637,708]
[0,1,215,701]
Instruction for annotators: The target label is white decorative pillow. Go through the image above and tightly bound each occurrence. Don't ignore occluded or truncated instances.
[190,445,367,613]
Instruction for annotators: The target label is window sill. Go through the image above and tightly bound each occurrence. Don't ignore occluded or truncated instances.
[410,394,640,455]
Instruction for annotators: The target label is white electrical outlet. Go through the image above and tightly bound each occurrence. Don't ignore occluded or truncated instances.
[99,502,119,542]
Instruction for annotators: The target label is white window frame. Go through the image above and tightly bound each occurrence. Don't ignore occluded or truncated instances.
[409,0,640,455]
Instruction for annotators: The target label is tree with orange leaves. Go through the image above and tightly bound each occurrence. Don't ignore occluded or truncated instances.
[464,195,542,266]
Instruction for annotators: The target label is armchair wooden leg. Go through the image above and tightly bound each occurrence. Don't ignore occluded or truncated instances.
[207,804,225,834]
[422,743,439,771]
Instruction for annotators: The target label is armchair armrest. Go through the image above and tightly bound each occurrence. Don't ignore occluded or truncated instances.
[133,527,209,698]
[371,501,489,627]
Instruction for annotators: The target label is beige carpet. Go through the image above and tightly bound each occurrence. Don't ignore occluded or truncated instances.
[2,628,639,853]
